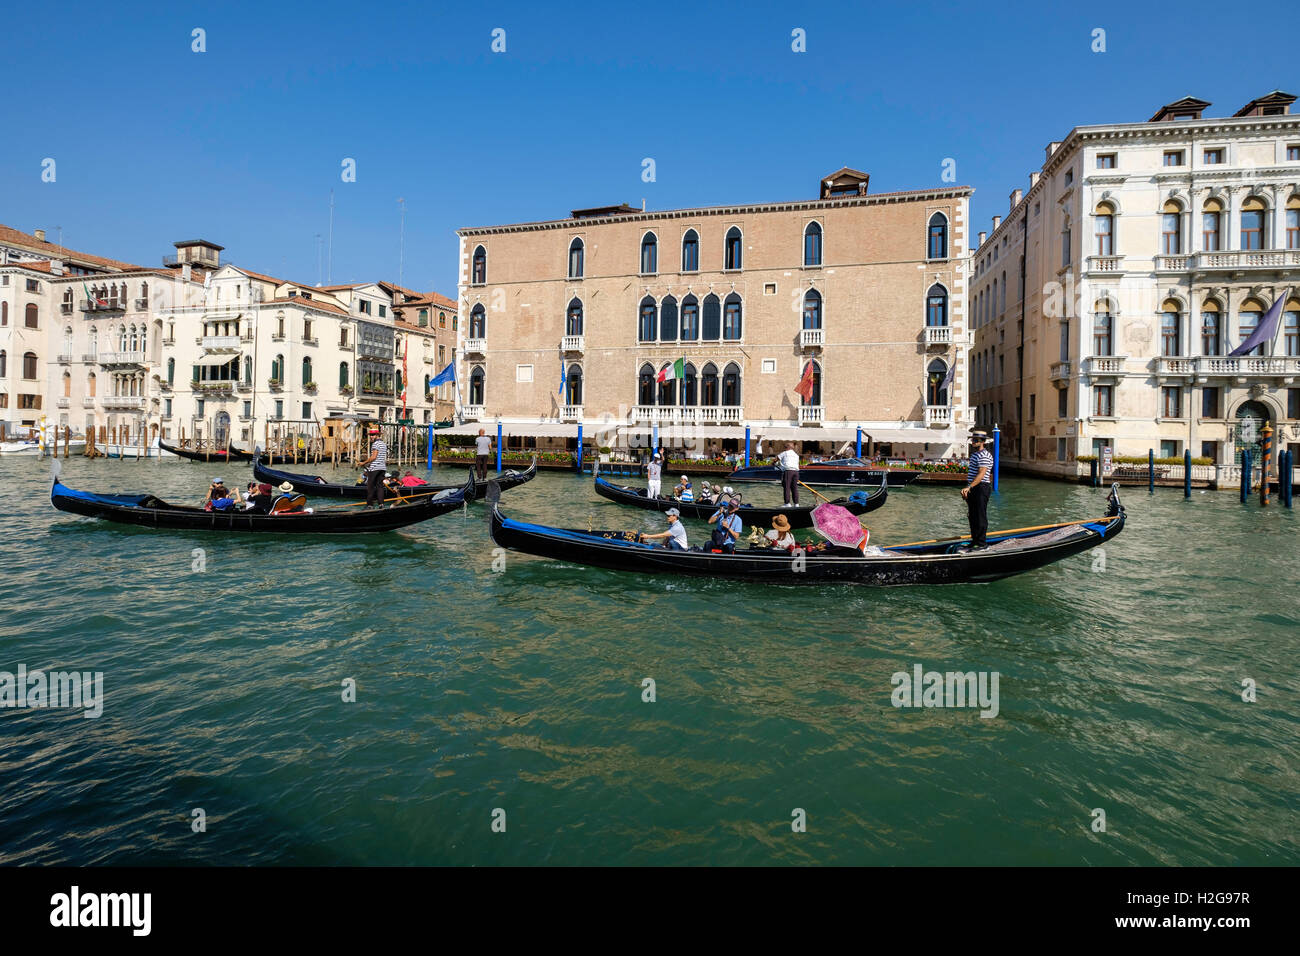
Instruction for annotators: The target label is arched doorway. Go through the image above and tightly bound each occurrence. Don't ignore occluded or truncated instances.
[1233,399,1272,465]
[214,410,231,447]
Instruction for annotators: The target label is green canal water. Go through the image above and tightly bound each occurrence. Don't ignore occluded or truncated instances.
[0,456,1296,865]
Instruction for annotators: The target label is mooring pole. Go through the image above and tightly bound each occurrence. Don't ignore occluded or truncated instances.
[1090,458,1098,488]
[1241,449,1251,501]
[1284,449,1294,508]
[1184,448,1192,498]
[495,420,503,474]
[992,424,1001,494]
[426,423,433,470]
[856,427,862,459]
[1148,449,1155,494]
[744,426,751,468]
[1260,422,1273,507]
[577,423,584,474]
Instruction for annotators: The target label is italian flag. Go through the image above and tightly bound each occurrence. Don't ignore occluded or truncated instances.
[83,283,106,307]
[656,358,685,384]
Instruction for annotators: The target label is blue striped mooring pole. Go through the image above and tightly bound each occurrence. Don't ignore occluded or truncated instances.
[496,420,502,474]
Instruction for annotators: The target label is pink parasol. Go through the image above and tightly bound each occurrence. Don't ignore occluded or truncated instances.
[811,503,869,549]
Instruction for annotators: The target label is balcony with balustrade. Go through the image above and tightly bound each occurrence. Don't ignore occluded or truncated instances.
[56,396,70,408]
[461,404,485,421]
[562,335,584,354]
[1085,256,1124,276]
[200,335,241,354]
[101,395,146,410]
[1191,249,1300,274]
[1049,360,1072,388]
[925,405,952,426]
[1155,255,1191,272]
[82,396,96,408]
[57,352,73,364]
[1194,355,1300,383]
[924,325,951,348]
[561,405,583,422]
[79,298,126,313]
[98,351,147,367]
[464,338,487,357]
[1081,355,1127,384]
[800,328,824,350]
[1155,356,1195,380]
[798,405,824,425]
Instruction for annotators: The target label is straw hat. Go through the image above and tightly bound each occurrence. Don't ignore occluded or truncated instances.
[771,514,791,532]
[278,481,294,493]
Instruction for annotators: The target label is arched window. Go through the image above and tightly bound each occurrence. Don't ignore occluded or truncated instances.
[659,296,678,342]
[640,232,658,275]
[302,357,313,385]
[1161,300,1182,356]
[469,366,485,404]
[167,357,175,385]
[990,278,998,319]
[802,289,822,329]
[340,361,350,388]
[681,229,699,272]
[682,363,697,406]
[638,363,656,406]
[721,362,742,406]
[1161,200,1183,254]
[471,245,486,284]
[1287,195,1300,249]
[87,371,96,397]
[1094,202,1114,256]
[1092,302,1113,357]
[926,359,948,406]
[1240,197,1266,250]
[25,304,38,329]
[470,304,486,338]
[805,221,823,266]
[119,325,127,351]
[927,213,948,260]
[657,364,676,406]
[422,373,430,396]
[23,351,38,379]
[272,354,284,383]
[63,371,72,397]
[724,226,743,270]
[1202,198,1223,251]
[1237,299,1265,356]
[566,298,583,336]
[1284,299,1300,356]
[800,360,823,406]
[88,326,97,358]
[63,327,73,352]
[243,355,252,383]
[638,296,657,341]
[568,237,584,279]
[701,363,719,406]
[702,294,721,340]
[566,365,583,405]
[680,295,699,340]
[723,293,743,340]
[926,284,948,327]
[1200,301,1221,356]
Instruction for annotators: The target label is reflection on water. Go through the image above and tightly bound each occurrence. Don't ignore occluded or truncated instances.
[0,458,1296,864]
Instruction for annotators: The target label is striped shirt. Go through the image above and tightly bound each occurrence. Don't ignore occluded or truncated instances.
[367,439,388,473]
[967,449,993,484]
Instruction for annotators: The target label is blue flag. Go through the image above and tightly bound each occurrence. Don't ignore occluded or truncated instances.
[558,356,567,395]
[429,361,455,388]
[1229,289,1290,356]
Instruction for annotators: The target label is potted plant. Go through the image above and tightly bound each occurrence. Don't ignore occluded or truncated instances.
[340,385,354,395]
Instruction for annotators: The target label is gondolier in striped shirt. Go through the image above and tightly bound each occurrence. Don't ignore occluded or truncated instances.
[360,426,389,507]
[961,430,994,549]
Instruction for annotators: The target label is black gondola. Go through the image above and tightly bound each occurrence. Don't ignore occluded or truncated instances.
[727,458,922,487]
[159,439,255,463]
[592,473,887,528]
[50,472,474,533]
[487,482,1126,586]
[252,455,537,501]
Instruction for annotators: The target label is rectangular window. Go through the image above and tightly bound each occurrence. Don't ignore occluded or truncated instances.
[196,399,205,416]
[1286,387,1300,418]
[26,279,39,292]
[1161,214,1181,254]
[1096,153,1116,169]
[1095,216,1113,255]
[1163,150,1184,166]
[1203,149,1224,165]
[1202,386,1220,418]
[1160,440,1179,458]
[1201,441,1218,461]
[1057,438,1067,461]
[1093,384,1113,416]
[243,401,252,417]
[303,402,312,419]
[1061,228,1071,267]
[516,364,533,383]
[761,359,776,373]
[1162,386,1182,418]
[378,304,386,318]
[164,398,172,416]
[1241,211,1265,250]
[304,319,313,340]
[274,399,283,419]
[1029,394,1036,420]
[340,328,348,347]
[763,283,777,295]
[1064,170,1074,187]
[1288,145,1300,161]
[1058,388,1069,418]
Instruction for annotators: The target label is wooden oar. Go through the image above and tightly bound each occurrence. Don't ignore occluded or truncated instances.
[799,480,833,504]
[887,514,1118,549]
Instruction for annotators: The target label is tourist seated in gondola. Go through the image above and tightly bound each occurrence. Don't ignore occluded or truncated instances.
[765,514,797,550]
[707,499,744,554]
[640,508,688,550]
[398,470,426,487]
[244,483,275,513]
[203,478,241,512]
[697,482,715,504]
[269,481,308,514]
[675,476,694,502]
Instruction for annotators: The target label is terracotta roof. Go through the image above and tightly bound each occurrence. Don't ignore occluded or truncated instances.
[264,296,347,316]
[0,223,143,271]
[392,291,457,310]
[231,266,294,286]
[4,259,53,272]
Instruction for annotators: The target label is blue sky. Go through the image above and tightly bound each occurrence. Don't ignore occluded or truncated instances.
[4,0,1294,296]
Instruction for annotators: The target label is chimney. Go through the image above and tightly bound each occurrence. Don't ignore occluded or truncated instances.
[50,260,64,276]
[992,215,1002,232]
[1045,142,1061,161]
[1010,189,1023,211]
[34,229,46,242]
[1029,171,1040,189]
[182,263,192,282]
[978,231,987,247]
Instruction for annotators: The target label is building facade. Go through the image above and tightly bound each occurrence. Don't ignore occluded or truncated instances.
[971,91,1300,476]
[454,169,973,456]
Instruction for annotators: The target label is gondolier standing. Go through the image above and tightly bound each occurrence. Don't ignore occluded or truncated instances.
[646,452,663,498]
[961,430,994,549]
[778,442,801,505]
[360,427,388,507]
[474,428,493,481]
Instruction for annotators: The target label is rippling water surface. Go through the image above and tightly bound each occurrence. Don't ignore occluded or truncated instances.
[0,456,1296,865]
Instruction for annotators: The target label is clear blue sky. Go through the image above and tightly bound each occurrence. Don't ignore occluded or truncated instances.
[4,0,1294,296]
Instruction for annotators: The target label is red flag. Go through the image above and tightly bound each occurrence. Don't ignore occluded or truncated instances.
[794,361,816,402]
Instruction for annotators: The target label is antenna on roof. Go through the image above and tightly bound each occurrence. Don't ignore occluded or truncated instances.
[398,198,406,289]
[315,233,322,286]
[641,198,646,211]
[327,190,335,285]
